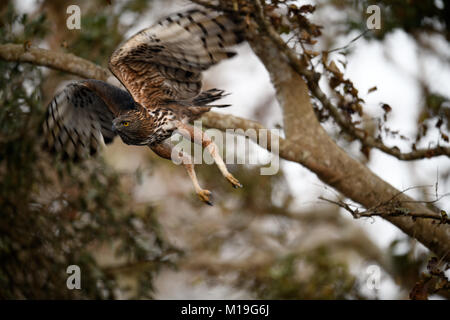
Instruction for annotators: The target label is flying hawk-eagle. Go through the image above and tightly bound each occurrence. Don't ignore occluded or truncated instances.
[43,9,245,205]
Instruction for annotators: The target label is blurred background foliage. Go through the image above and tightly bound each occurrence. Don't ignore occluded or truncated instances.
[0,0,447,299]
[341,0,450,40]
[0,0,176,299]
[325,0,450,139]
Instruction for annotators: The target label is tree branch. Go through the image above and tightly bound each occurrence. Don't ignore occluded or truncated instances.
[1,40,449,262]
[249,0,450,161]
[244,0,450,261]
[0,43,109,81]
[319,196,449,225]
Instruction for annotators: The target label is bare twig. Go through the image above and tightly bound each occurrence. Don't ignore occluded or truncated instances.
[319,196,449,224]
[326,29,371,54]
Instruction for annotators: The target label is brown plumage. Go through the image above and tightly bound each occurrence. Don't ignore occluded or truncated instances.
[43,9,245,204]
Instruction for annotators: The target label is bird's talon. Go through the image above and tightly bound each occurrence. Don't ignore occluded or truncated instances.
[226,174,243,189]
[197,189,213,205]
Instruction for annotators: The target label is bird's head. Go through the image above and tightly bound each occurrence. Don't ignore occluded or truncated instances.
[112,110,152,145]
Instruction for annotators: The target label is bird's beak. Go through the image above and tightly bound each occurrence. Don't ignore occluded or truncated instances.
[111,123,117,133]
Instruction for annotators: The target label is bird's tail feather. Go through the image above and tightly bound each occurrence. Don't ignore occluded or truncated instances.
[193,88,231,107]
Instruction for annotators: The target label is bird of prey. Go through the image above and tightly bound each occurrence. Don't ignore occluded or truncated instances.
[43,9,245,205]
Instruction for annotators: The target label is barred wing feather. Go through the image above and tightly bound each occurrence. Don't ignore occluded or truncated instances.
[108,9,244,107]
[43,80,134,159]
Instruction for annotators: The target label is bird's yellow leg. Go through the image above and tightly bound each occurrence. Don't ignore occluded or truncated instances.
[175,121,243,189]
[150,141,213,205]
[183,162,213,205]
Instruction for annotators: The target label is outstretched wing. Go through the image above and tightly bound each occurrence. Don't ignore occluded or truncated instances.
[43,80,135,159]
[108,9,244,108]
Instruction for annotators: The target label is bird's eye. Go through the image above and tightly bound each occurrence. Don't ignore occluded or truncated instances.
[122,121,130,127]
